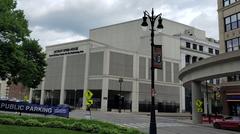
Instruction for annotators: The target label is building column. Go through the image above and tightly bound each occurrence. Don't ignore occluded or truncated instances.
[209,94,212,114]
[192,81,202,124]
[40,79,45,105]
[29,88,33,103]
[60,56,67,104]
[82,47,90,110]
[163,61,166,82]
[101,78,109,111]
[132,54,139,112]
[101,49,110,111]
[180,53,186,69]
[179,86,186,112]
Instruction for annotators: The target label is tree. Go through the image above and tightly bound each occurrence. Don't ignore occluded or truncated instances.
[0,0,46,89]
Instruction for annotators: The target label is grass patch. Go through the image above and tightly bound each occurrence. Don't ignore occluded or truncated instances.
[0,124,88,134]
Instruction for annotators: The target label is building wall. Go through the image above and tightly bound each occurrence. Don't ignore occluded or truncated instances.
[34,17,219,112]
[218,0,240,53]
[218,0,240,116]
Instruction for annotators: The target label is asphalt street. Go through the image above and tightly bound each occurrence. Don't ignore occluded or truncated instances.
[70,110,240,134]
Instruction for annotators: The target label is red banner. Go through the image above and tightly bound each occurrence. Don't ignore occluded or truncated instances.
[153,45,162,69]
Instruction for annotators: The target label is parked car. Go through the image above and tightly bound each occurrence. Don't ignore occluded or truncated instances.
[202,114,223,123]
[213,116,240,131]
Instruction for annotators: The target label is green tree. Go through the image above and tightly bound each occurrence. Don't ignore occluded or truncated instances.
[0,0,46,88]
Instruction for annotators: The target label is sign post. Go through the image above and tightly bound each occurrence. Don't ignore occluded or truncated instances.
[84,90,94,119]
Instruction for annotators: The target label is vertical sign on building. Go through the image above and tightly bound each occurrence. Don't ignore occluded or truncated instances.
[153,45,162,69]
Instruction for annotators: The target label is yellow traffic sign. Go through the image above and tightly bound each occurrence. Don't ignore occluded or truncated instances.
[195,99,203,107]
[86,99,93,105]
[85,90,93,99]
[195,99,203,113]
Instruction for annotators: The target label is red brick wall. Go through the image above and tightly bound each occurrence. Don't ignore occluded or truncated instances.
[8,83,29,100]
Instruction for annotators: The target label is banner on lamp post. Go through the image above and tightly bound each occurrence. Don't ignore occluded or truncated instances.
[153,45,162,69]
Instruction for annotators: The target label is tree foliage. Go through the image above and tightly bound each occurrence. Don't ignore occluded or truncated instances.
[0,0,46,88]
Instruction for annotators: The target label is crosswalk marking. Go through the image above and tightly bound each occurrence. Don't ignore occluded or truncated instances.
[116,122,190,128]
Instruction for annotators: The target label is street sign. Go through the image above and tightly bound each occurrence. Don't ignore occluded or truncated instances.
[195,99,203,113]
[86,99,93,105]
[84,90,94,107]
[85,90,93,99]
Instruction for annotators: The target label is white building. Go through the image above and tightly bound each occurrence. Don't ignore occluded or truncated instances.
[31,18,219,112]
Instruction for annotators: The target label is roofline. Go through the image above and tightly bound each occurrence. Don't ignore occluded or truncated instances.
[46,39,90,48]
[90,17,206,34]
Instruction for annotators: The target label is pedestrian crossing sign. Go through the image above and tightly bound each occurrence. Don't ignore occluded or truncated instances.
[84,90,94,106]
[85,90,93,99]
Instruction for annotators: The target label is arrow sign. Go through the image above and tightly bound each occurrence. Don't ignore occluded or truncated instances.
[86,99,93,105]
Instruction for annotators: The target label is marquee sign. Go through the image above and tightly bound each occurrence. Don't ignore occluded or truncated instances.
[49,47,84,57]
[0,100,69,117]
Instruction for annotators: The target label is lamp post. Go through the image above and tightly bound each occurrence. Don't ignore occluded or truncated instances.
[141,8,163,134]
[118,78,123,113]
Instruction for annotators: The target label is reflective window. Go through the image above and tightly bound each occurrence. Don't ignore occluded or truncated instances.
[225,37,240,52]
[224,0,238,7]
[225,13,240,32]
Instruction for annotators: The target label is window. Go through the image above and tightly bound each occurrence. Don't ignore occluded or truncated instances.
[230,0,236,4]
[225,37,240,52]
[224,0,237,7]
[186,42,191,48]
[208,48,213,54]
[225,17,231,32]
[199,57,203,61]
[224,0,229,6]
[226,40,233,52]
[232,38,239,51]
[231,15,237,29]
[185,55,190,65]
[199,45,203,51]
[192,44,197,50]
[192,56,197,63]
[215,50,219,55]
[224,12,240,32]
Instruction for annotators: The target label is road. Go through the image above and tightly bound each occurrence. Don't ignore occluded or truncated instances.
[70,110,240,134]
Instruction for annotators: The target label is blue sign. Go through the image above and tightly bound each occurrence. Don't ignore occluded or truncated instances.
[227,95,240,100]
[0,100,69,117]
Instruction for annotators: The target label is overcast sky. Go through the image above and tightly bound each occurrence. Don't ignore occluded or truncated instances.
[17,0,219,48]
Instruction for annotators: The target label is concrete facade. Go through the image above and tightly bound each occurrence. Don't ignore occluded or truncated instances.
[32,18,218,112]
[217,0,240,116]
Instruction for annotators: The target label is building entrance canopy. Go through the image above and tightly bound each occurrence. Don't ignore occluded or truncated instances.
[178,50,240,124]
[179,50,240,85]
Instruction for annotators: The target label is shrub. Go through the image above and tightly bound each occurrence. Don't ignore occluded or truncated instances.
[43,121,65,128]
[71,122,85,131]
[25,119,42,127]
[99,128,120,134]
[0,118,15,125]
[15,119,26,126]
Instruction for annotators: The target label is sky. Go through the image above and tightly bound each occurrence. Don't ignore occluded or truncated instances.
[16,0,219,48]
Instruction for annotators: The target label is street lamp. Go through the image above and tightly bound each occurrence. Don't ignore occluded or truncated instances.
[141,8,163,134]
[118,78,123,113]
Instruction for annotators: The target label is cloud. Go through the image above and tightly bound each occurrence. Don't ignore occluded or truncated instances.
[29,26,87,48]
[16,0,219,47]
